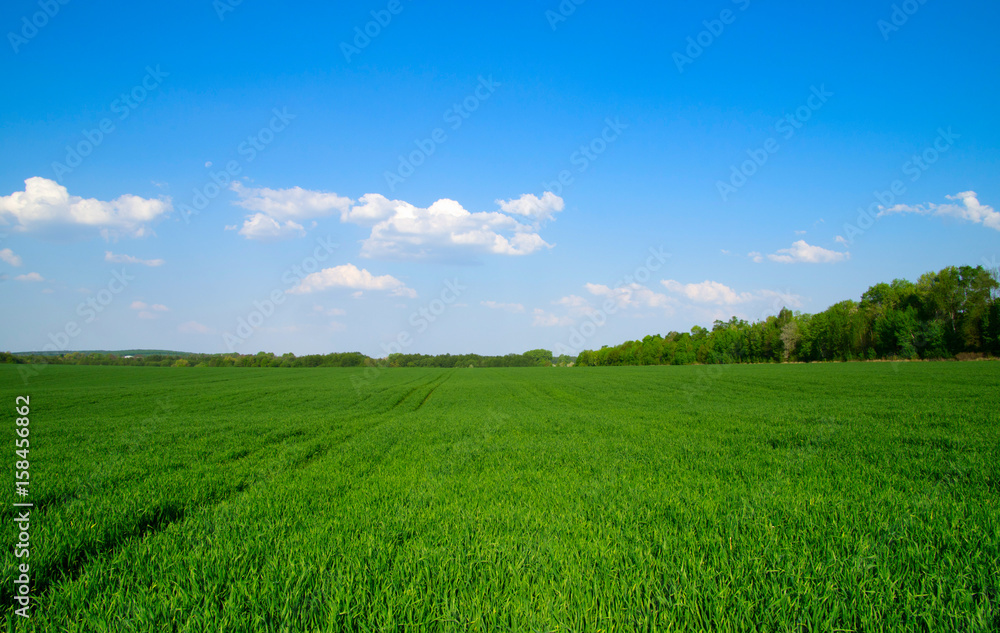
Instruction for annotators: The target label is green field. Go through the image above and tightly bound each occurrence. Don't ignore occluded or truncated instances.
[2,363,999,631]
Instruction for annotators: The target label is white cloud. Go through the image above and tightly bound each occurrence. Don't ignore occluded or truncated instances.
[759,289,804,309]
[355,194,557,259]
[105,251,164,267]
[138,311,156,320]
[532,309,573,327]
[288,263,416,298]
[748,251,763,263]
[552,295,598,319]
[878,191,999,231]
[131,301,168,313]
[481,300,525,313]
[226,183,566,258]
[178,321,212,334]
[230,183,352,239]
[14,272,43,282]
[229,213,306,241]
[342,193,404,226]
[496,192,564,223]
[555,295,589,309]
[0,177,170,239]
[834,235,849,246]
[584,282,673,310]
[767,240,849,264]
[661,279,754,305]
[0,248,22,267]
[228,182,354,241]
[313,305,347,316]
[655,280,804,317]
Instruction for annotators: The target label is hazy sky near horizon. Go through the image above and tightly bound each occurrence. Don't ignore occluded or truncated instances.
[1,0,998,356]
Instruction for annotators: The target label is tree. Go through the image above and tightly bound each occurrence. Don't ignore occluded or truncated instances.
[780,320,800,361]
[523,349,554,366]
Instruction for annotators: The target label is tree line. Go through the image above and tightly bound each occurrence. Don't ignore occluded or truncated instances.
[0,349,569,368]
[4,265,996,369]
[577,265,1000,366]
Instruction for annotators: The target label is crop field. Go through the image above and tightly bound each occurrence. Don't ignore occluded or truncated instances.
[1,362,999,631]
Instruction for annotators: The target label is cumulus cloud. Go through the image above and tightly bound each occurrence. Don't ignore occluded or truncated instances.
[748,251,763,263]
[227,213,306,241]
[540,283,677,326]
[878,191,999,231]
[584,282,673,310]
[532,309,573,327]
[552,294,596,317]
[547,279,802,328]
[661,279,754,305]
[834,235,849,246]
[231,183,352,221]
[178,321,212,334]
[288,263,416,298]
[229,183,352,240]
[15,272,44,282]
[481,301,525,313]
[342,193,404,226]
[225,183,564,259]
[555,295,589,309]
[131,301,168,312]
[767,240,849,264]
[313,305,347,316]
[496,192,564,223]
[759,289,804,309]
[105,251,164,267]
[0,177,171,239]
[0,248,22,267]
[659,279,803,312]
[355,194,557,259]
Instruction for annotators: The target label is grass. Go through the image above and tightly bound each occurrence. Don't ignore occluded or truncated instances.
[1,362,998,631]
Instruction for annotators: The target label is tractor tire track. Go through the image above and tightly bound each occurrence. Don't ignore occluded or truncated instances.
[415,371,454,411]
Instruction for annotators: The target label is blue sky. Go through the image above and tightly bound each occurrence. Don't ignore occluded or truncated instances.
[1,0,998,356]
